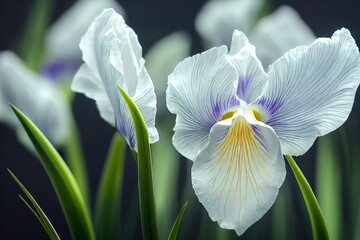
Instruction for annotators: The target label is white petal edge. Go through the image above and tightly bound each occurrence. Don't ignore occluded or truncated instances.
[167,46,239,161]
[192,109,285,236]
[250,5,316,69]
[145,31,191,115]
[251,28,360,156]
[227,30,268,103]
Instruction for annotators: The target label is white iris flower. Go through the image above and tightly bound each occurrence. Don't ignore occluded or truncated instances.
[195,0,316,68]
[0,51,69,148]
[166,29,360,235]
[72,8,158,149]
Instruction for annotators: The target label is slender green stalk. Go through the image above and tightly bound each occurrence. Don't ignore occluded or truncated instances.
[94,133,126,240]
[168,202,188,240]
[8,169,60,240]
[316,135,341,239]
[118,87,159,240]
[64,115,90,205]
[285,155,330,240]
[16,0,53,70]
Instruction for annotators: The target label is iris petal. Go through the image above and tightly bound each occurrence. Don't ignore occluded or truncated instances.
[72,9,158,149]
[227,30,268,103]
[251,28,360,156]
[167,47,239,161]
[192,110,285,235]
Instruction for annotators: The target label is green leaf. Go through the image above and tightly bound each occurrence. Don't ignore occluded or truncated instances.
[168,202,188,240]
[16,0,53,70]
[64,115,90,205]
[94,133,126,240]
[152,120,180,238]
[316,135,342,239]
[118,86,159,240]
[8,169,60,240]
[285,155,330,240]
[10,104,95,240]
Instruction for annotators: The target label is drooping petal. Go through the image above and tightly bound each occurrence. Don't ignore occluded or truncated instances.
[0,51,69,147]
[192,109,285,236]
[251,28,360,156]
[227,30,268,103]
[167,47,239,161]
[195,0,264,47]
[45,0,125,63]
[250,5,316,69]
[72,9,158,149]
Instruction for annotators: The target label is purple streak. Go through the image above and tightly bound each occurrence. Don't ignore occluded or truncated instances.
[237,75,251,99]
[41,58,81,81]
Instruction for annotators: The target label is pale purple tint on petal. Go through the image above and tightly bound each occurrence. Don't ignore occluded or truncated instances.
[211,96,240,121]
[253,96,283,121]
[237,75,251,100]
[41,58,81,80]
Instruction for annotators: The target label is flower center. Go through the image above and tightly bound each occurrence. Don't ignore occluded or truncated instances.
[220,109,237,121]
[248,107,263,122]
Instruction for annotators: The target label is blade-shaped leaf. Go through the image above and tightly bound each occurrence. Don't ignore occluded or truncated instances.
[118,86,159,240]
[168,202,188,240]
[8,169,60,240]
[285,155,330,240]
[94,133,126,240]
[10,104,95,240]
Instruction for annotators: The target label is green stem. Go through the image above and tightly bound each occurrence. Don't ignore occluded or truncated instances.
[285,155,330,240]
[64,115,90,205]
[94,133,126,240]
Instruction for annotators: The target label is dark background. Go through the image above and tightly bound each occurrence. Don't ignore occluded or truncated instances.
[0,0,360,239]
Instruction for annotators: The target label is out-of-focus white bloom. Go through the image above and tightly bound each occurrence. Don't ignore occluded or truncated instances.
[72,9,158,149]
[43,0,125,79]
[195,0,315,68]
[0,51,69,148]
[145,31,191,115]
[167,29,360,235]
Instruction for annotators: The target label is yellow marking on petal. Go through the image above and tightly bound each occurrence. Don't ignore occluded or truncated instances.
[248,107,263,122]
[220,109,237,121]
[206,116,273,217]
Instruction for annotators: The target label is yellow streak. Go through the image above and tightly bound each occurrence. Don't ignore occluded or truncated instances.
[207,116,272,218]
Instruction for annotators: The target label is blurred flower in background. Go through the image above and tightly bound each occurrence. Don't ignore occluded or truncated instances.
[195,0,316,68]
[42,0,125,81]
[0,51,69,149]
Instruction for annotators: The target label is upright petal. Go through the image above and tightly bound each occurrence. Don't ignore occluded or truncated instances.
[250,6,316,69]
[72,9,158,149]
[251,28,360,156]
[167,47,239,161]
[192,109,285,235]
[227,30,268,103]
[195,0,264,47]
[0,51,69,147]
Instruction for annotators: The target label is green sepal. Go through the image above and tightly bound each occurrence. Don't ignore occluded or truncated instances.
[168,202,188,240]
[94,133,126,240]
[8,169,60,240]
[10,104,95,240]
[117,86,159,240]
[285,155,330,240]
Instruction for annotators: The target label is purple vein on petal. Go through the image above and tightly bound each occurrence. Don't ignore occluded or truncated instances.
[237,75,251,99]
[211,96,240,122]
